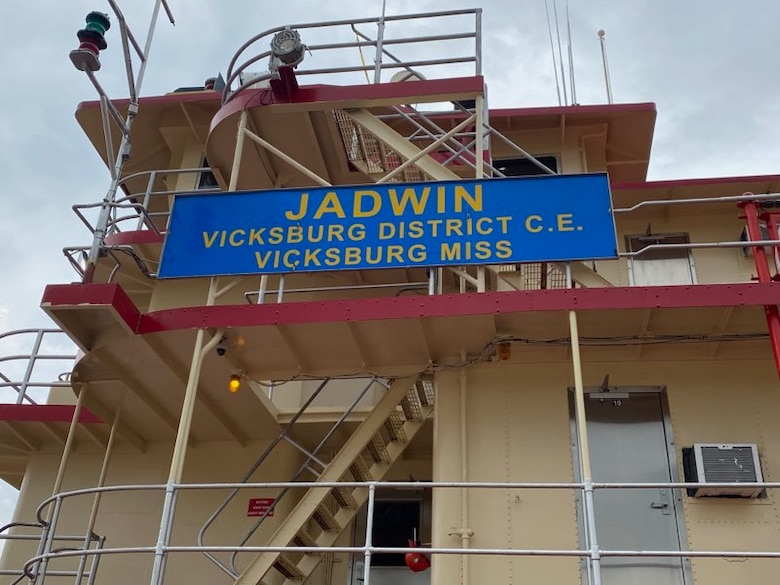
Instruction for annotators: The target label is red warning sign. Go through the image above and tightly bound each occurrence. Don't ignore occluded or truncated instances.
[247,497,275,517]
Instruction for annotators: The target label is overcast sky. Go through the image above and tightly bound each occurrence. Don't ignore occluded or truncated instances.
[0,0,778,546]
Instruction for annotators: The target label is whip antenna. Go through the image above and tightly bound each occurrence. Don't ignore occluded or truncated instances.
[598,29,614,104]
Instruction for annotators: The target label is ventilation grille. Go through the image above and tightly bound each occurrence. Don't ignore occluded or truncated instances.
[693,443,763,498]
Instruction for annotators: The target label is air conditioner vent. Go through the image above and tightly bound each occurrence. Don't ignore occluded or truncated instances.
[692,443,763,498]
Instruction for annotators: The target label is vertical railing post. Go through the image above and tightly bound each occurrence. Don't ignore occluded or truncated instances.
[150,279,223,585]
[18,330,45,404]
[136,170,157,231]
[362,483,377,585]
[474,8,482,76]
[33,496,63,585]
[257,275,269,305]
[35,377,88,585]
[569,310,602,585]
[75,398,123,585]
[373,1,387,83]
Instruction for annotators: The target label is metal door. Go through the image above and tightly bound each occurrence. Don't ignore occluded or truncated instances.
[571,388,689,585]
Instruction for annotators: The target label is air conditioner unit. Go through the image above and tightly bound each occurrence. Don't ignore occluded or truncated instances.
[690,443,763,498]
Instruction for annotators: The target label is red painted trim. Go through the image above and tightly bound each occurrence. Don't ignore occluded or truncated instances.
[210,76,485,131]
[41,283,140,331]
[613,174,780,191]
[40,282,780,336]
[104,231,165,246]
[0,404,101,424]
[138,283,780,334]
[76,90,221,114]
[489,102,657,119]
[281,76,483,105]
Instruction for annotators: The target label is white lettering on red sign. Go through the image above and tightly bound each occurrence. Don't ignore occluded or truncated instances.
[247,497,275,517]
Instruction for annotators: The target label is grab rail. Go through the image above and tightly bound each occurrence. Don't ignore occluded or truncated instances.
[0,330,77,405]
[23,479,780,585]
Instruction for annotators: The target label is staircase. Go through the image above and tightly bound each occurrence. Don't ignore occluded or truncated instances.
[233,376,434,585]
[334,108,462,182]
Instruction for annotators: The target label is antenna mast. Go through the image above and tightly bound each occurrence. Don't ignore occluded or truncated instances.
[598,29,614,104]
[551,0,569,105]
[544,0,562,106]
[565,0,577,105]
[68,0,176,283]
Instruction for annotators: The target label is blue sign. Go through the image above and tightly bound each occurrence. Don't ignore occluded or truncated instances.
[158,174,616,278]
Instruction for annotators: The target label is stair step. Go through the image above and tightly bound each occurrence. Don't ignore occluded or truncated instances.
[349,457,374,482]
[312,504,341,532]
[415,379,433,406]
[366,435,390,464]
[384,412,407,443]
[400,391,423,421]
[292,529,318,549]
[332,486,358,509]
[274,554,305,581]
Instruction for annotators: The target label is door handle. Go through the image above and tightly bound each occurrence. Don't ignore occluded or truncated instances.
[650,489,672,515]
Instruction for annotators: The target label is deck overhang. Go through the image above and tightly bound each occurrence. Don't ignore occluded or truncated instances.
[43,281,779,377]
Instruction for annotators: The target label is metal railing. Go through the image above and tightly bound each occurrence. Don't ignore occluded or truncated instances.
[197,376,390,578]
[222,9,482,104]
[0,522,104,585]
[0,330,77,405]
[71,167,218,238]
[18,479,780,585]
[64,167,219,279]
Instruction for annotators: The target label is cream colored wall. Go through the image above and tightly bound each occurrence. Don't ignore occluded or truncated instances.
[5,358,780,585]
[591,209,756,287]
[0,439,305,585]
[431,365,580,585]
[580,358,780,584]
[492,125,603,175]
[430,357,780,585]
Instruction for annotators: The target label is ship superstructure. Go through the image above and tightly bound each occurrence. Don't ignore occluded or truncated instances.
[1,4,780,585]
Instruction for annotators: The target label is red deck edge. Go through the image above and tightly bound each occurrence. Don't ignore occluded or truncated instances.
[41,283,141,332]
[613,174,780,191]
[104,231,165,246]
[138,283,780,332]
[37,282,779,335]
[76,89,221,114]
[490,102,657,119]
[210,76,485,131]
[0,404,101,424]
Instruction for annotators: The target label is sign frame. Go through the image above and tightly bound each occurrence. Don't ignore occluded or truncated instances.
[158,174,617,279]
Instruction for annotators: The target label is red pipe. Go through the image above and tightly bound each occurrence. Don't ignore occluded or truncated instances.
[740,197,780,378]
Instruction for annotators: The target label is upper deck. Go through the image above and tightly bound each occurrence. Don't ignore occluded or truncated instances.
[15,9,777,455]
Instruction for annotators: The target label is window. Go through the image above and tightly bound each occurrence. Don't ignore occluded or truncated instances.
[625,232,695,285]
[494,155,558,177]
[197,157,219,189]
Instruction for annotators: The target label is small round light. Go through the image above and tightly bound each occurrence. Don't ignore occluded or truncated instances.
[228,374,241,393]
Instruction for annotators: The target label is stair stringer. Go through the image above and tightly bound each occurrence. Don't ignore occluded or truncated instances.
[286,411,432,584]
[345,109,461,182]
[233,377,431,585]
